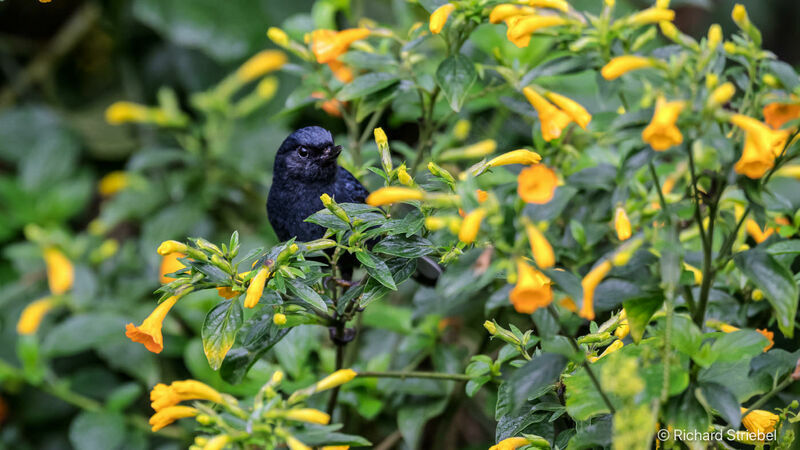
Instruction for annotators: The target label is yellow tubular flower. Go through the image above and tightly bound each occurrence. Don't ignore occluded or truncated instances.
[203,435,230,450]
[626,7,675,26]
[659,21,679,41]
[159,252,186,284]
[217,287,238,299]
[731,114,790,157]
[522,87,572,141]
[286,435,312,450]
[257,77,279,99]
[580,260,612,320]
[614,207,632,241]
[489,4,536,24]
[458,208,486,244]
[528,0,568,12]
[149,405,199,432]
[150,380,223,411]
[731,4,749,29]
[429,3,456,34]
[273,313,287,325]
[157,240,188,256]
[484,320,498,334]
[17,297,56,335]
[98,171,129,196]
[245,266,270,308]
[642,97,686,151]
[285,408,331,425]
[596,340,624,359]
[763,101,800,130]
[707,24,722,48]
[105,101,154,125]
[615,310,629,338]
[397,165,414,186]
[505,16,532,48]
[374,127,388,149]
[545,91,592,129]
[517,164,558,204]
[656,0,670,8]
[489,436,531,450]
[735,135,775,179]
[310,28,371,64]
[605,0,615,7]
[236,50,288,82]
[600,55,654,80]
[453,119,471,140]
[709,82,736,106]
[366,187,425,206]
[424,216,447,231]
[525,222,555,268]
[267,27,289,47]
[44,247,74,295]
[461,139,498,158]
[321,447,350,450]
[741,408,779,434]
[705,74,719,90]
[478,149,542,167]
[315,369,358,392]
[745,219,774,243]
[507,15,567,42]
[509,258,552,314]
[125,296,179,354]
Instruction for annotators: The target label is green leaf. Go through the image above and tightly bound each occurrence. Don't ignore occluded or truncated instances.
[356,252,397,290]
[337,73,400,101]
[664,387,710,433]
[699,382,741,427]
[767,60,800,90]
[397,398,448,449]
[287,279,329,311]
[42,313,127,357]
[734,249,798,337]
[220,311,290,384]
[507,353,567,413]
[435,54,477,112]
[69,411,127,450]
[202,299,243,370]
[622,295,664,343]
[372,235,434,258]
[709,330,769,363]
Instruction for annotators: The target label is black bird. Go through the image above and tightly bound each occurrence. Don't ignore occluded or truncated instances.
[267,126,440,283]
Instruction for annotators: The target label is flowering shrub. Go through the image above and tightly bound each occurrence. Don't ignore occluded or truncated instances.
[4,0,800,449]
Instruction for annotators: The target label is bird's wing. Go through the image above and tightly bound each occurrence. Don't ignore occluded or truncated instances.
[336,167,369,203]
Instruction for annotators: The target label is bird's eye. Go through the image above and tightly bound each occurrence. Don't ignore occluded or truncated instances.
[297,147,309,157]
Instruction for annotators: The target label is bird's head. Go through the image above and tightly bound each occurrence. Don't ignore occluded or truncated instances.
[274,126,342,182]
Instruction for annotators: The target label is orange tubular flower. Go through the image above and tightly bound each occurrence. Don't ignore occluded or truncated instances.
[159,252,185,284]
[489,437,531,450]
[600,55,654,80]
[245,266,270,308]
[489,4,536,24]
[507,15,567,47]
[509,258,552,314]
[580,260,612,320]
[458,208,486,244]
[545,92,592,129]
[525,222,555,268]
[150,380,223,411]
[17,297,56,335]
[523,87,572,141]
[614,207,632,241]
[44,247,74,295]
[149,405,199,432]
[125,296,179,354]
[517,164,558,204]
[429,4,456,34]
[216,287,239,299]
[310,28,370,64]
[763,101,800,130]
[642,97,686,151]
[745,219,774,244]
[741,408,780,435]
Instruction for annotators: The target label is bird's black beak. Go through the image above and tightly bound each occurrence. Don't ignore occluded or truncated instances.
[323,145,342,162]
